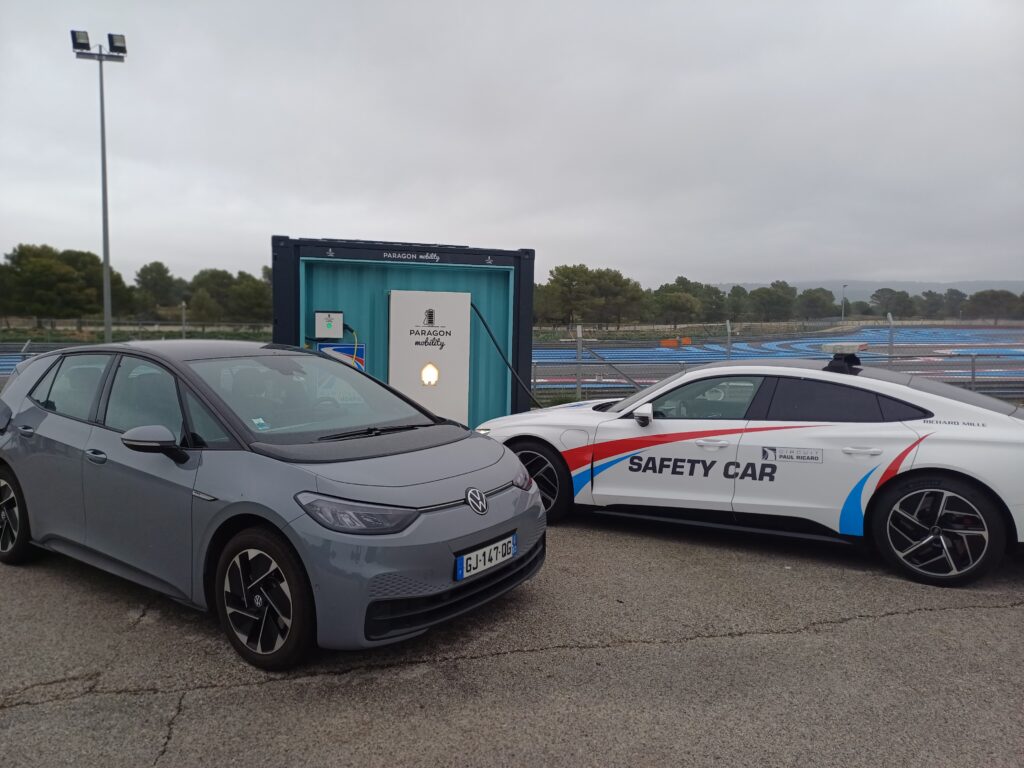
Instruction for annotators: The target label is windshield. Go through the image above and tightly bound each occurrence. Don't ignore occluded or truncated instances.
[188,354,435,444]
[608,370,689,413]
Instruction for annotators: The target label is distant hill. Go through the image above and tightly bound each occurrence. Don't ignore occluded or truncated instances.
[715,280,1024,302]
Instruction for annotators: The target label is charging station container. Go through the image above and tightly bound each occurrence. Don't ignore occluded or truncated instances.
[271,236,534,426]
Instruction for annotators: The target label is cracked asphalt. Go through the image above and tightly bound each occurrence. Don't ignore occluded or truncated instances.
[2,515,1024,767]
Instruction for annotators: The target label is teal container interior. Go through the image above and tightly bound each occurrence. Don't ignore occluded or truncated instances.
[299,258,514,427]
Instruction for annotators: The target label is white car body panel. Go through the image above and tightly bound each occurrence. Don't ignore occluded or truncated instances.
[480,364,1024,541]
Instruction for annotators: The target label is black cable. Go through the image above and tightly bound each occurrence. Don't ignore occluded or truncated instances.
[470,302,543,409]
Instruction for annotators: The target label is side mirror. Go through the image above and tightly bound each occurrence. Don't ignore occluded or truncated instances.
[121,425,188,463]
[632,402,654,427]
[0,401,11,433]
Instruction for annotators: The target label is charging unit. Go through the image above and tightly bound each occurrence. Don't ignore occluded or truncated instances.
[271,236,535,426]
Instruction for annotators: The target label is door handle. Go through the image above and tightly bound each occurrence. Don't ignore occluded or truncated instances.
[694,438,730,448]
[85,449,108,465]
[17,425,35,437]
[842,446,883,456]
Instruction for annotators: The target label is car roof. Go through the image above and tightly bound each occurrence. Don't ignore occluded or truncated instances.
[49,340,308,363]
[689,357,913,385]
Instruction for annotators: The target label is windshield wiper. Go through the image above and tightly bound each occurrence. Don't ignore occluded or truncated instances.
[317,424,424,442]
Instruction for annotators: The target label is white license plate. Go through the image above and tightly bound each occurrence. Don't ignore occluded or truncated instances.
[455,534,518,581]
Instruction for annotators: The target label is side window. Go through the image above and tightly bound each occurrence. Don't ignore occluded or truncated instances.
[104,357,184,441]
[36,354,111,420]
[28,360,60,406]
[879,395,931,422]
[768,378,883,422]
[651,376,763,420]
[183,390,233,449]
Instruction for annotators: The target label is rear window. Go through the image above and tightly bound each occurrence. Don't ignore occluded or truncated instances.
[768,378,883,422]
[878,396,932,422]
[908,376,1017,416]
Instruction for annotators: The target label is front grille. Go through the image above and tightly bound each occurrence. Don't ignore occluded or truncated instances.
[364,535,546,641]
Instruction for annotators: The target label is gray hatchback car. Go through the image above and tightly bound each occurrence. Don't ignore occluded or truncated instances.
[0,341,545,668]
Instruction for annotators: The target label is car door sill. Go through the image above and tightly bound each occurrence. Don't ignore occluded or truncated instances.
[585,506,854,545]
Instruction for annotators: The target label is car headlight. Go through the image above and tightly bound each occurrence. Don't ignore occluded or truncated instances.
[295,492,419,535]
[512,461,534,491]
[475,427,491,435]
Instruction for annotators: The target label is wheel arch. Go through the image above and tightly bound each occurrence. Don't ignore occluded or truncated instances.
[864,466,1018,549]
[503,434,570,470]
[200,511,313,617]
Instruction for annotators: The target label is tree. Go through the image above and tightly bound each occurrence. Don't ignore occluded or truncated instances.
[794,288,837,319]
[189,288,222,324]
[850,300,873,316]
[588,268,644,328]
[747,284,795,321]
[545,264,595,325]
[871,288,914,317]
[135,261,177,306]
[190,269,236,314]
[964,290,1021,324]
[944,288,968,319]
[725,285,748,320]
[0,243,132,318]
[656,290,702,328]
[227,271,272,321]
[670,277,726,321]
[918,290,945,319]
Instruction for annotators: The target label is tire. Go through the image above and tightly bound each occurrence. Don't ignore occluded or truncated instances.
[511,440,574,524]
[0,465,35,565]
[869,474,1006,587]
[214,527,315,670]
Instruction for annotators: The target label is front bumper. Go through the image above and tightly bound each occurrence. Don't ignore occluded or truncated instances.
[288,484,546,650]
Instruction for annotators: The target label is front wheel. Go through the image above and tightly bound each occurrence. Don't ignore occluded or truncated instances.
[511,440,574,523]
[870,474,1006,587]
[0,466,35,565]
[214,527,315,669]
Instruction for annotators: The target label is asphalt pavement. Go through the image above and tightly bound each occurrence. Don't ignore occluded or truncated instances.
[2,515,1024,767]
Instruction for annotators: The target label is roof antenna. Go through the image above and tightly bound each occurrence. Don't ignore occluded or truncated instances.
[821,343,868,374]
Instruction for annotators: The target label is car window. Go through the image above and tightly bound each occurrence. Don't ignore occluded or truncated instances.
[104,357,185,441]
[36,354,111,421]
[188,354,434,444]
[878,395,931,422]
[183,390,234,449]
[768,378,883,422]
[651,376,763,420]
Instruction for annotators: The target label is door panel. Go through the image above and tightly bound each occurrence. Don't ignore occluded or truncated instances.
[590,376,766,512]
[82,428,198,596]
[82,356,198,597]
[10,403,92,544]
[733,376,921,535]
[590,416,745,511]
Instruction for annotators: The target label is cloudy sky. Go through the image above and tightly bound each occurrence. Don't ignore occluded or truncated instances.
[1,1,1021,287]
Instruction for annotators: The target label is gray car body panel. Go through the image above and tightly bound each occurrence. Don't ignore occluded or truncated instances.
[0,341,546,651]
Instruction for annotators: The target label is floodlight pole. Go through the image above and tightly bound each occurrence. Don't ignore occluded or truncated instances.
[76,44,124,343]
[840,284,848,323]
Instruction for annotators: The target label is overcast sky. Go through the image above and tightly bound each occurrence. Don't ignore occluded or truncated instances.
[1,1,1022,288]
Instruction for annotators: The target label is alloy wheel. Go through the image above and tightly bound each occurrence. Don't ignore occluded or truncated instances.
[223,548,293,655]
[886,489,989,578]
[516,449,560,513]
[0,479,19,554]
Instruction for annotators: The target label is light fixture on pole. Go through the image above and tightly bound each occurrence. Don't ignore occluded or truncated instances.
[840,283,849,323]
[71,30,127,343]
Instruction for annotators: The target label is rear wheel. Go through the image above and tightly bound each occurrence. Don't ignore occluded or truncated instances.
[214,527,315,669]
[511,440,573,523]
[0,466,34,565]
[870,474,1005,587]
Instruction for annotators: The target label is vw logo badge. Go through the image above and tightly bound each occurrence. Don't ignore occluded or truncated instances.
[466,487,488,515]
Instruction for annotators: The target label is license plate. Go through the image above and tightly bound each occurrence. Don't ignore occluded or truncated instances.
[455,534,517,581]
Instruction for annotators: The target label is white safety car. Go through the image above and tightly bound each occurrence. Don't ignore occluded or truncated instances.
[478,346,1024,586]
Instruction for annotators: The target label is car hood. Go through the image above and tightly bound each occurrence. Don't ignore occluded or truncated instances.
[298,431,517,508]
[479,400,619,431]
